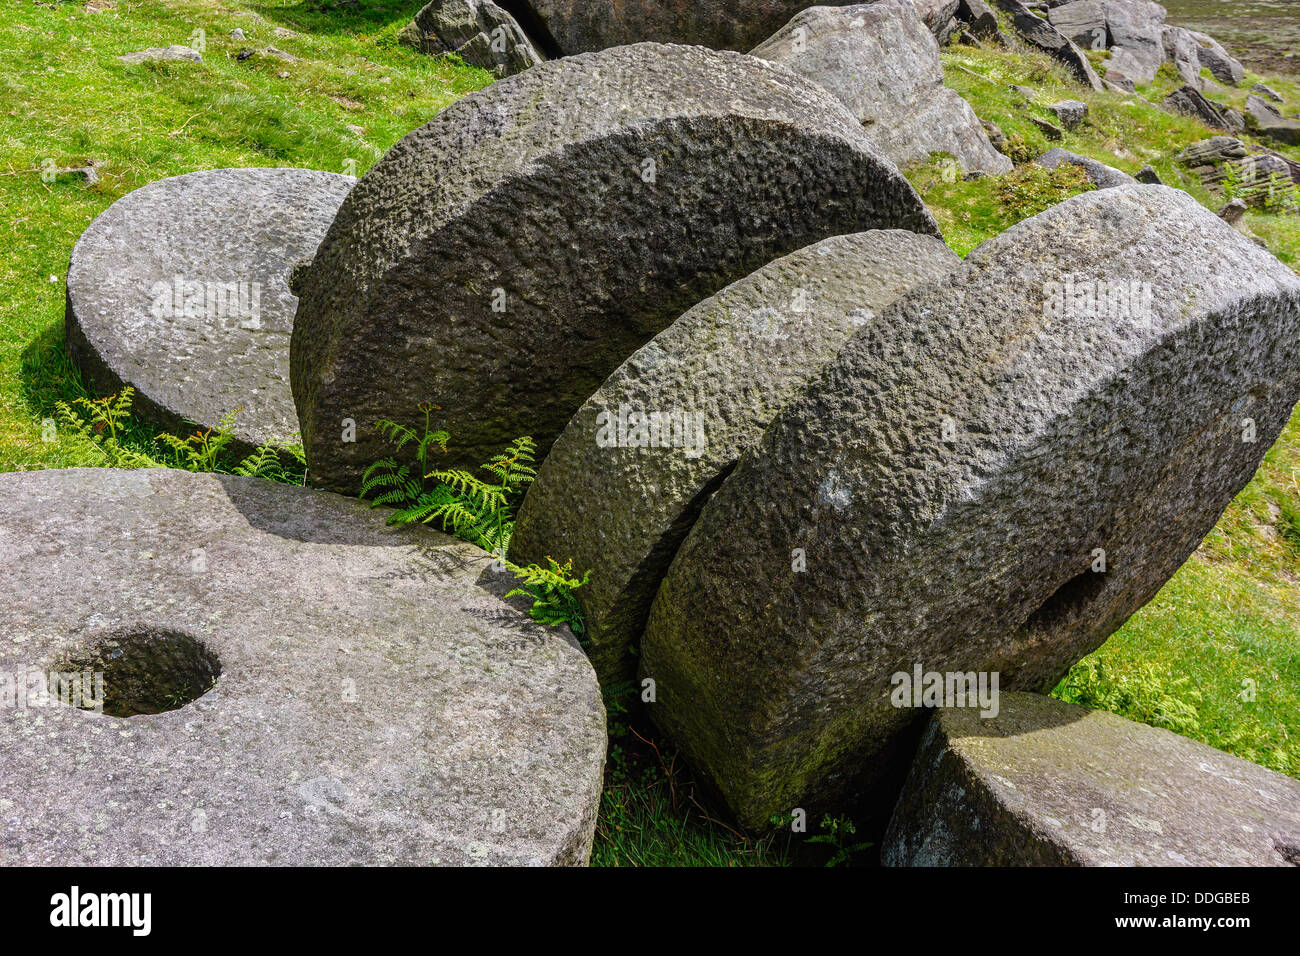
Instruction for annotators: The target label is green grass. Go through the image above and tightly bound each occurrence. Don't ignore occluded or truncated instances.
[2,0,1299,865]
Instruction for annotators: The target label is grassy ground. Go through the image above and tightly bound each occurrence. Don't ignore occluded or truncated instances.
[2,0,1298,864]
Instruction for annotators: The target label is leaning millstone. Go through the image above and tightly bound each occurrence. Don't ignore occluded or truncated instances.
[1036,147,1134,187]
[398,0,543,76]
[639,184,1300,830]
[0,468,605,866]
[1246,94,1300,147]
[291,43,939,493]
[883,693,1300,866]
[993,0,1102,89]
[511,231,960,688]
[66,168,355,460]
[1163,84,1243,133]
[750,2,1012,175]
[119,45,202,64]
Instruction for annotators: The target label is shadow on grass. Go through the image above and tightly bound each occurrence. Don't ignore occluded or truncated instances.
[250,0,429,36]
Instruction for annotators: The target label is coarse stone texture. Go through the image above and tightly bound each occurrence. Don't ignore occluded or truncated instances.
[1045,0,1105,48]
[398,0,544,76]
[66,168,355,460]
[993,0,1103,89]
[639,185,1300,830]
[119,45,202,64]
[1049,99,1088,128]
[1162,84,1243,133]
[0,468,605,866]
[1159,25,1202,89]
[1193,31,1246,86]
[1252,82,1284,104]
[290,43,939,493]
[1246,94,1300,147]
[751,3,1013,175]
[511,231,960,688]
[882,693,1300,866]
[1036,147,1135,187]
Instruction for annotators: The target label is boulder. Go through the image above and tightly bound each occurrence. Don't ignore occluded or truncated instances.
[955,0,1006,42]
[1159,25,1202,89]
[1049,98,1088,128]
[1177,136,1300,202]
[398,0,544,76]
[639,184,1300,829]
[1103,0,1165,77]
[1252,82,1284,104]
[1135,163,1161,183]
[883,693,1300,866]
[1246,94,1300,146]
[1045,0,1106,49]
[511,231,960,688]
[290,43,939,492]
[992,0,1102,89]
[751,2,1013,175]
[1036,147,1134,187]
[66,168,355,460]
[0,468,606,865]
[1193,31,1246,86]
[1162,84,1243,132]
[119,45,202,64]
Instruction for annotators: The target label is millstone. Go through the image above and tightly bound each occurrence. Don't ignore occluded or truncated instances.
[510,231,960,688]
[289,42,939,493]
[883,693,1300,866]
[751,2,1013,176]
[66,168,354,460]
[639,184,1300,830]
[0,468,605,866]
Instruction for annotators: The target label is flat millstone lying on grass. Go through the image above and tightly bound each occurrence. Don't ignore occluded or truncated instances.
[510,231,960,688]
[289,42,939,492]
[0,468,605,866]
[66,168,355,459]
[639,184,1300,831]
[883,692,1300,866]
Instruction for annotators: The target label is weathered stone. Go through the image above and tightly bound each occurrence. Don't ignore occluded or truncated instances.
[981,118,1008,150]
[883,693,1300,866]
[1247,94,1300,146]
[993,0,1103,89]
[0,468,606,865]
[639,184,1300,829]
[1036,146,1134,187]
[118,45,202,64]
[1252,82,1284,104]
[1104,0,1165,76]
[1030,115,1065,139]
[1162,84,1241,132]
[511,231,960,688]
[66,168,355,460]
[751,2,1013,175]
[290,44,939,493]
[1049,98,1088,128]
[1135,163,1161,183]
[1177,136,1300,203]
[1160,24,1202,89]
[1046,0,1105,48]
[955,0,1004,40]
[1194,32,1246,86]
[398,0,544,77]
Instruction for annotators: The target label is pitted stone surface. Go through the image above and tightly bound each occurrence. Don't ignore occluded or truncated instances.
[883,693,1300,866]
[66,168,355,459]
[640,185,1300,830]
[511,231,960,688]
[0,468,605,866]
[290,43,939,493]
[751,3,1013,175]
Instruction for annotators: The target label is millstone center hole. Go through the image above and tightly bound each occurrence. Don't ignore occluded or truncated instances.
[48,628,221,718]
[1023,570,1107,632]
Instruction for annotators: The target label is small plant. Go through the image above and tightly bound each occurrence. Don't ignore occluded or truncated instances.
[53,388,159,468]
[807,814,873,868]
[995,160,1094,218]
[361,406,591,634]
[1054,657,1202,735]
[157,410,239,472]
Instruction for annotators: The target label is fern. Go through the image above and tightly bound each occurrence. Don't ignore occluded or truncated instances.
[504,555,591,635]
[53,387,159,468]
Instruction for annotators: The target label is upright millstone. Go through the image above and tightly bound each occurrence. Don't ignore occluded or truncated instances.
[640,184,1300,830]
[289,42,939,493]
[510,231,960,688]
[66,168,355,460]
[0,468,606,866]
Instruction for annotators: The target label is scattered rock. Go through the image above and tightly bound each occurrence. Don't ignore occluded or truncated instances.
[1193,31,1246,86]
[1045,0,1105,49]
[1036,147,1135,187]
[1252,82,1284,104]
[398,0,544,77]
[955,0,1009,44]
[263,46,299,63]
[639,185,1300,829]
[511,231,960,688]
[1050,98,1087,128]
[0,468,606,866]
[1159,24,1202,89]
[118,45,202,65]
[1162,84,1243,133]
[1247,94,1300,146]
[290,44,940,492]
[1216,197,1263,246]
[981,118,1008,149]
[230,28,247,41]
[993,0,1102,89]
[883,693,1300,866]
[1177,137,1300,205]
[1102,75,1135,94]
[1010,83,1039,100]
[66,168,355,459]
[272,26,299,38]
[1030,115,1065,139]
[751,2,1013,175]
[1135,163,1161,183]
